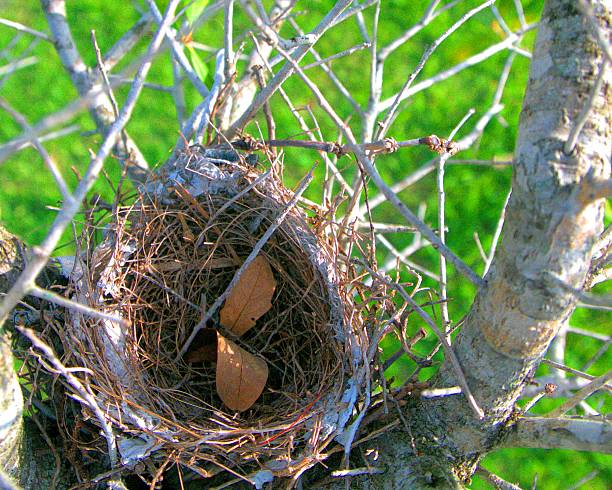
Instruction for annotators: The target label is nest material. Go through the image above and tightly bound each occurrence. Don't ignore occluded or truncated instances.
[58,148,367,483]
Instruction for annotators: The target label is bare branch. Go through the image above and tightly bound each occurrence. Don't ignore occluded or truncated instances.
[17,326,125,489]
[547,371,612,417]
[503,417,612,454]
[361,262,484,419]
[0,97,72,202]
[0,18,50,41]
[377,0,496,140]
[41,0,151,183]
[476,468,522,490]
[377,24,537,113]
[103,12,153,70]
[144,0,210,98]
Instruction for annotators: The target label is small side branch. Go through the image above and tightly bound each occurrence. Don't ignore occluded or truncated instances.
[502,417,612,454]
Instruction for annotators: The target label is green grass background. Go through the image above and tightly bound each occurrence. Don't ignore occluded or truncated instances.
[0,0,609,488]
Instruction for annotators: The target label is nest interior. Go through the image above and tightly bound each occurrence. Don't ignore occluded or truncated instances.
[88,159,346,432]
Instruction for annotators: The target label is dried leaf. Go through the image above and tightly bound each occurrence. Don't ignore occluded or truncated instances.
[216,334,268,411]
[220,255,276,336]
[185,328,217,363]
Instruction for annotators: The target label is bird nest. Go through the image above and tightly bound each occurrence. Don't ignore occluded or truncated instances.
[51,147,367,485]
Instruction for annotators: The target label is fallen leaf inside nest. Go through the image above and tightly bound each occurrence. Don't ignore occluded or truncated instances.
[216,333,269,411]
[184,328,218,363]
[219,255,276,336]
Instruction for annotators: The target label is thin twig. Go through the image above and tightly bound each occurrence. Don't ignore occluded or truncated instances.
[29,285,129,328]
[476,467,522,490]
[273,40,483,286]
[224,0,235,82]
[226,0,354,138]
[361,262,484,419]
[484,190,511,275]
[0,97,72,202]
[0,18,50,41]
[543,359,612,393]
[547,370,612,417]
[377,0,496,140]
[17,327,120,472]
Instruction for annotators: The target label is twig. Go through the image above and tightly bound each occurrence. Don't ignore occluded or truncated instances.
[178,50,225,148]
[0,18,50,41]
[17,327,120,472]
[176,165,316,359]
[377,0,496,139]
[543,359,612,393]
[144,0,210,98]
[0,56,37,77]
[547,370,612,417]
[0,97,72,202]
[272,39,483,286]
[170,54,186,128]
[302,42,371,70]
[331,467,384,478]
[226,0,354,138]
[484,189,511,275]
[223,0,235,82]
[286,17,363,114]
[103,12,154,70]
[476,468,522,490]
[438,109,475,340]
[567,325,610,342]
[377,24,537,113]
[360,261,484,419]
[29,285,129,328]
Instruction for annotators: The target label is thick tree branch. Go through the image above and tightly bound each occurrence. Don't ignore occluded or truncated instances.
[502,417,612,454]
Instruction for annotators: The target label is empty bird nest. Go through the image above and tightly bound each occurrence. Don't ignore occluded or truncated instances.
[41,146,368,486]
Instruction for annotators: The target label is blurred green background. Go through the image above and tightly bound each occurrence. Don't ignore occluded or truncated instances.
[0,0,609,488]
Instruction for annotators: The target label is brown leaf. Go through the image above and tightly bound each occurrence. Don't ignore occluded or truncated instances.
[216,334,268,411]
[219,255,276,336]
[185,328,218,363]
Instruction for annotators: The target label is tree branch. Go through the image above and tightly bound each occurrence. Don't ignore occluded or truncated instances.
[41,0,151,184]
[503,417,612,454]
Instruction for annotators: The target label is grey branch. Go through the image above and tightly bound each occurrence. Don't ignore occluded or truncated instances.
[503,417,612,454]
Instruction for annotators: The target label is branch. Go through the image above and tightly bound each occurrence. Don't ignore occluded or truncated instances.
[0,17,50,41]
[547,371,612,417]
[41,0,150,183]
[502,417,612,454]
[377,0,495,139]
